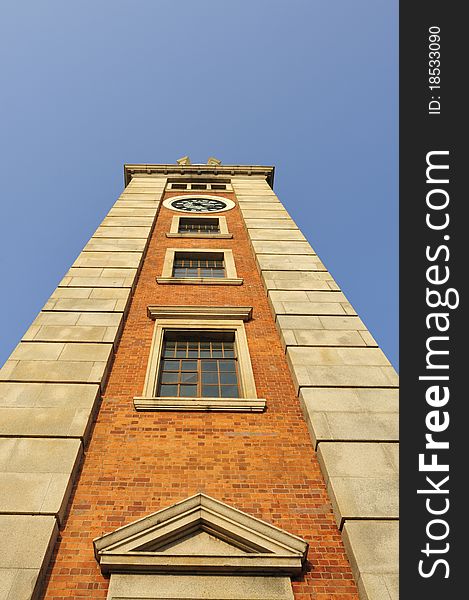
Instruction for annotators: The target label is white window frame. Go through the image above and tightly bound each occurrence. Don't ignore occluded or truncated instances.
[156,248,242,285]
[166,214,232,239]
[134,307,265,412]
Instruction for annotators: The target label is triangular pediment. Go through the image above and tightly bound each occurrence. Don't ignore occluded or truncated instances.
[153,530,248,555]
[94,493,308,575]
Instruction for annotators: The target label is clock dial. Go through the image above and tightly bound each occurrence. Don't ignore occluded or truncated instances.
[170,197,227,213]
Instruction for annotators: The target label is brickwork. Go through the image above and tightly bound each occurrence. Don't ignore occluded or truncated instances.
[42,190,358,599]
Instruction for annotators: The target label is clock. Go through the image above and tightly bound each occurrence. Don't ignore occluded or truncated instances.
[172,197,227,212]
[163,195,235,214]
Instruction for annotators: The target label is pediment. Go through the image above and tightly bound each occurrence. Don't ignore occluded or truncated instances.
[152,530,248,555]
[94,493,308,575]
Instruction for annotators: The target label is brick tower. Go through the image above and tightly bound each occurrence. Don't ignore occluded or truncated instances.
[0,159,398,600]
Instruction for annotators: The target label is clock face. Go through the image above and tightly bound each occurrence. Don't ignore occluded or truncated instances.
[170,197,228,213]
[163,195,235,214]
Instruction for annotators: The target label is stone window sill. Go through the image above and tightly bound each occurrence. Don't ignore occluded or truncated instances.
[133,396,266,412]
[156,277,243,286]
[165,233,233,239]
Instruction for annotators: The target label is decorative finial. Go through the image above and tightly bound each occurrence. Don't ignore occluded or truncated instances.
[207,157,222,166]
[177,156,191,166]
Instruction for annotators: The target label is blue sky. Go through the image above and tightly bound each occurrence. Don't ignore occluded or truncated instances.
[0,1,398,368]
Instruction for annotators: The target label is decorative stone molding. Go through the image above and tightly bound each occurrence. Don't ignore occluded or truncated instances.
[93,493,308,575]
[147,305,253,321]
[124,164,275,187]
[157,276,243,286]
[134,397,266,412]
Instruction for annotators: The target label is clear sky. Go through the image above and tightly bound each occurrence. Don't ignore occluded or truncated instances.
[0,1,398,369]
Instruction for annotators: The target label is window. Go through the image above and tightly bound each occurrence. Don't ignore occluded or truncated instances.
[167,181,233,192]
[157,248,242,285]
[178,217,220,234]
[166,215,232,238]
[157,331,239,398]
[172,253,225,279]
[134,307,265,412]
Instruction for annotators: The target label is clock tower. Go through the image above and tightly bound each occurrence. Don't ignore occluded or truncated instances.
[0,159,398,600]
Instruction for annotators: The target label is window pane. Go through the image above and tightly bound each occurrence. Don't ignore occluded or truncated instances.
[180,385,197,397]
[202,385,219,398]
[201,372,218,384]
[181,360,197,371]
[161,372,178,384]
[201,360,217,371]
[162,360,179,371]
[181,372,197,383]
[219,360,236,372]
[221,385,238,398]
[220,372,237,385]
[160,384,177,396]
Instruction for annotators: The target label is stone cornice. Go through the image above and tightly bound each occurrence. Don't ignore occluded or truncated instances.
[124,164,275,188]
[147,305,253,321]
[133,397,266,412]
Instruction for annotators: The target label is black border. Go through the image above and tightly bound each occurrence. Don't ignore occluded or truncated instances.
[400,4,465,597]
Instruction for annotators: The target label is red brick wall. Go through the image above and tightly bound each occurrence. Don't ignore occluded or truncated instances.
[42,191,358,600]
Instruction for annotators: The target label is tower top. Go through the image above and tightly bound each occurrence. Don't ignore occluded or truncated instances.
[124,162,275,188]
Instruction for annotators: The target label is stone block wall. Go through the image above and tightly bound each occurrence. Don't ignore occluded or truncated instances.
[233,177,399,600]
[0,176,166,600]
